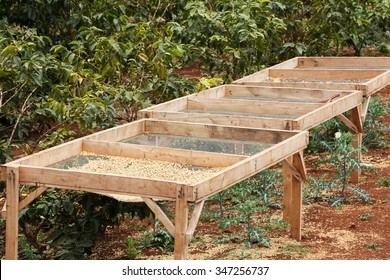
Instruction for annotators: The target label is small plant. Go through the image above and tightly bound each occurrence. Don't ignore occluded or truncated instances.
[378,177,390,187]
[218,185,270,249]
[363,97,390,149]
[277,244,311,258]
[315,132,372,206]
[366,242,381,251]
[360,213,373,221]
[125,237,139,259]
[142,229,174,252]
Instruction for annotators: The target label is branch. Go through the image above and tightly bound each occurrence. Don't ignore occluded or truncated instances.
[7,87,37,144]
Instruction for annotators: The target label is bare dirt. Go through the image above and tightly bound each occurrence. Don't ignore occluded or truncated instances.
[88,86,390,260]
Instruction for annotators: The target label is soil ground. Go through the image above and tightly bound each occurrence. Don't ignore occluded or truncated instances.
[88,86,390,261]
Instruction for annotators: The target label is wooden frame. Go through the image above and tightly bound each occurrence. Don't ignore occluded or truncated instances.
[140,85,362,131]
[1,119,308,260]
[233,57,390,97]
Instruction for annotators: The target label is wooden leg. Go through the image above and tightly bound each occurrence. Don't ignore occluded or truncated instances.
[291,152,306,241]
[350,106,363,184]
[283,152,306,240]
[282,156,293,224]
[5,166,19,260]
[174,186,189,260]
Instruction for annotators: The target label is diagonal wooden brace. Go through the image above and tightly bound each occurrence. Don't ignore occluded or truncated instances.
[142,195,206,260]
[142,197,175,236]
[186,200,205,243]
[283,151,306,182]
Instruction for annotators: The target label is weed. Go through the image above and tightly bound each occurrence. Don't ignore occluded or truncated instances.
[125,237,139,260]
[360,213,373,221]
[277,244,311,257]
[142,229,174,252]
[366,242,381,251]
[378,177,390,187]
[315,132,373,206]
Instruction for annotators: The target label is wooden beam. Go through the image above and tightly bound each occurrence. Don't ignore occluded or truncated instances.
[361,96,371,123]
[187,97,322,115]
[186,200,205,243]
[174,186,189,260]
[141,111,292,130]
[365,71,390,96]
[283,158,302,182]
[3,139,82,167]
[18,186,48,211]
[294,90,361,130]
[18,166,184,200]
[5,166,19,260]
[349,106,363,133]
[337,114,358,134]
[145,120,297,144]
[350,106,363,184]
[239,81,365,93]
[82,140,246,168]
[142,197,175,236]
[269,69,385,80]
[282,156,293,224]
[298,57,390,69]
[88,119,145,142]
[293,151,307,181]
[290,152,306,241]
[224,85,352,102]
[194,131,309,200]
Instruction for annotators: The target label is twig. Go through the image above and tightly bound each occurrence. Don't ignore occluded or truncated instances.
[7,87,37,144]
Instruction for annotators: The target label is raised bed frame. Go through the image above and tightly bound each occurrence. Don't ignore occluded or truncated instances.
[1,120,308,260]
[1,56,389,260]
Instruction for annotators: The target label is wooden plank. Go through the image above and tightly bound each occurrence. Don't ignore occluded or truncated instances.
[174,186,189,260]
[195,85,227,98]
[139,95,188,114]
[142,197,175,236]
[0,165,6,181]
[224,85,353,102]
[186,200,205,243]
[193,131,309,200]
[282,156,293,224]
[350,106,363,133]
[269,69,385,80]
[232,58,298,84]
[82,140,246,168]
[87,119,145,142]
[293,91,362,130]
[337,114,358,134]
[270,57,299,69]
[18,186,48,211]
[361,96,371,123]
[350,106,363,184]
[298,57,390,69]
[365,71,390,96]
[233,68,270,84]
[187,97,322,115]
[5,166,19,260]
[3,139,83,168]
[140,111,292,130]
[18,166,185,200]
[290,152,305,240]
[239,81,366,94]
[144,120,297,144]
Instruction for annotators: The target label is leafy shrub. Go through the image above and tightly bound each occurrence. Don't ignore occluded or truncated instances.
[314,132,372,206]
[18,189,151,259]
[363,97,390,149]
